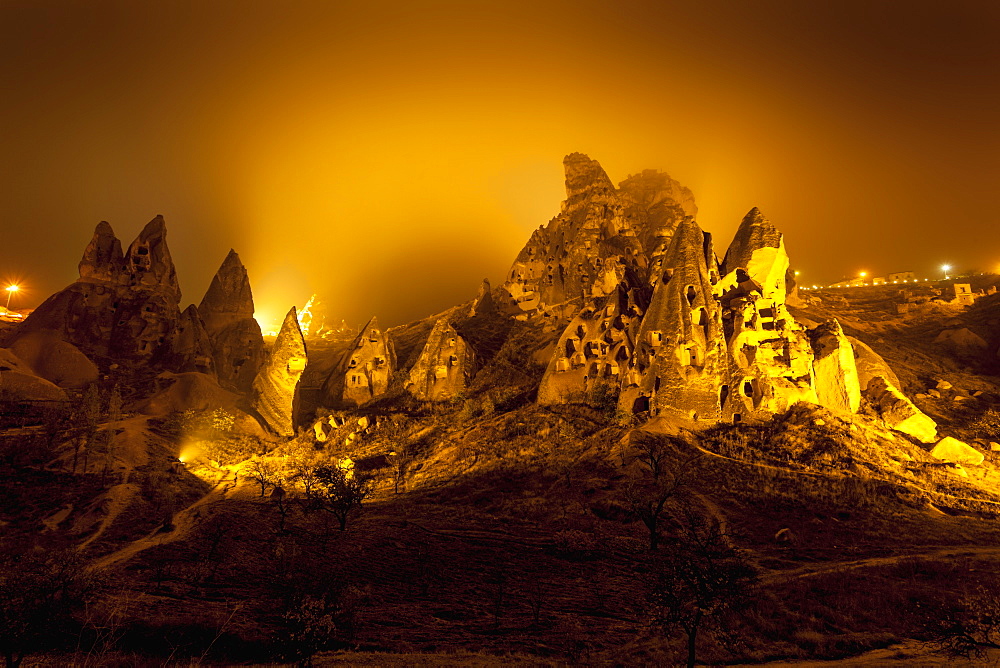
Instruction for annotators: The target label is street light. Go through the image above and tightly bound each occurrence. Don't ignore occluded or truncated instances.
[4,285,18,310]
[941,264,952,279]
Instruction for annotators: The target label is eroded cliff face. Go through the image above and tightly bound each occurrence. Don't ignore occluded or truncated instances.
[250,307,307,436]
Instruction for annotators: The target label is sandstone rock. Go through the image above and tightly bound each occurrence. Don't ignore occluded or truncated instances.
[930,437,984,466]
[0,367,67,402]
[78,220,123,281]
[618,219,729,423]
[251,307,307,437]
[935,328,988,351]
[322,316,395,408]
[406,319,473,402]
[928,389,942,399]
[7,330,98,388]
[11,217,184,365]
[469,278,498,318]
[935,379,954,391]
[198,250,265,391]
[848,337,901,392]
[712,208,816,419]
[865,377,938,443]
[809,319,861,413]
[540,282,646,406]
[170,305,215,375]
[990,442,1000,452]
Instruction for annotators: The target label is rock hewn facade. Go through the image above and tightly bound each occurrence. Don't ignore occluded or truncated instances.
[406,319,473,402]
[322,316,396,408]
[11,216,185,365]
[250,307,307,436]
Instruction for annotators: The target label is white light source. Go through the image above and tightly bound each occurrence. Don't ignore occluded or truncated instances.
[4,285,18,310]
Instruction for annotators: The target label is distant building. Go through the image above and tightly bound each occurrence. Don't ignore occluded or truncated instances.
[888,271,916,283]
[953,284,976,306]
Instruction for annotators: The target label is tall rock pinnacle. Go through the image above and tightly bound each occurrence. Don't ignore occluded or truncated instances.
[122,215,181,304]
[78,221,123,281]
[250,307,307,437]
[198,249,265,392]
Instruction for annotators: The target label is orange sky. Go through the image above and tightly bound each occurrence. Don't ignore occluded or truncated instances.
[2,1,998,328]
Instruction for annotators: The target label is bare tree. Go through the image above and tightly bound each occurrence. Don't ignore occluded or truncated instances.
[925,585,1000,659]
[647,509,758,668]
[247,457,281,498]
[311,464,373,531]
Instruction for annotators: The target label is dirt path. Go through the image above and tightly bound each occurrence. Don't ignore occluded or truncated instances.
[88,469,237,571]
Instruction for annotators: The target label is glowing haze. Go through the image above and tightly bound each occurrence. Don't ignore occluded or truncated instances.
[2,1,997,328]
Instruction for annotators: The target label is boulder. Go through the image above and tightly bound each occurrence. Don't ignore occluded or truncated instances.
[251,307,307,437]
[935,328,988,351]
[848,337,900,391]
[930,437,984,466]
[865,377,938,443]
[809,319,861,413]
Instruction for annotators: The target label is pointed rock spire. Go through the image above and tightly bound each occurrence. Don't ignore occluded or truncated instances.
[470,278,497,317]
[78,221,123,281]
[618,218,729,422]
[199,250,256,333]
[809,319,861,413]
[171,304,216,374]
[721,208,787,299]
[251,307,307,436]
[198,249,265,392]
[122,215,181,304]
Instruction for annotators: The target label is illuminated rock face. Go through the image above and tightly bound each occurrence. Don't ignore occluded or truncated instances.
[809,319,861,413]
[714,208,817,419]
[469,278,498,318]
[618,219,729,422]
[406,319,473,402]
[539,283,646,406]
[323,316,396,408]
[12,216,186,364]
[198,250,265,392]
[865,376,938,443]
[250,307,307,437]
[502,154,693,319]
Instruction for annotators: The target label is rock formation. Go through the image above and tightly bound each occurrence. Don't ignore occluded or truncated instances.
[7,330,99,389]
[469,279,498,318]
[618,219,729,423]
[170,305,215,375]
[849,337,901,391]
[930,436,984,466]
[198,250,266,391]
[539,283,645,406]
[322,316,396,408]
[865,377,938,443]
[250,307,307,437]
[406,319,473,402]
[501,153,694,320]
[809,319,861,413]
[714,208,816,418]
[10,216,184,365]
[0,348,68,401]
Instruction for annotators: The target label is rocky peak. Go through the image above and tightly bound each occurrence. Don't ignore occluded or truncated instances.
[721,208,787,300]
[78,221,123,281]
[617,170,697,270]
[199,249,256,334]
[122,215,181,304]
[562,153,616,203]
[251,306,307,436]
